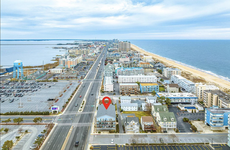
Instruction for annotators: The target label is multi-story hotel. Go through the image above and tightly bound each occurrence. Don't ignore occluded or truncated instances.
[171,75,195,93]
[203,90,230,108]
[163,68,181,79]
[195,83,219,101]
[205,106,230,130]
[119,41,130,52]
[115,67,144,76]
[59,54,82,68]
[157,93,198,104]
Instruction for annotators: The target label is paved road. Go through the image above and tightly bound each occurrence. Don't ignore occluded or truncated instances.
[65,48,107,150]
[42,46,107,150]
[89,133,228,145]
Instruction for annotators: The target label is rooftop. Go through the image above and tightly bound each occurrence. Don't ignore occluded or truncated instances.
[204,90,230,103]
[159,112,176,122]
[206,107,230,114]
[141,116,153,122]
[120,96,131,100]
[97,104,116,118]
[157,93,197,98]
[167,84,179,88]
[140,83,158,86]
[121,103,138,107]
[119,83,138,86]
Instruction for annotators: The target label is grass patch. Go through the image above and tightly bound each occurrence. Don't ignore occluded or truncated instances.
[159,86,165,92]
[122,111,151,122]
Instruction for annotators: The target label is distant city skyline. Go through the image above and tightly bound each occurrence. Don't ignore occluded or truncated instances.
[2,0,230,39]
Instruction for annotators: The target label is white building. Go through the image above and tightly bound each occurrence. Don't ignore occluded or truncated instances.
[141,116,154,131]
[156,112,177,131]
[195,83,219,100]
[103,77,113,92]
[171,75,195,93]
[124,117,140,133]
[146,96,157,104]
[157,93,198,104]
[120,96,131,103]
[121,103,138,111]
[118,75,157,83]
[119,41,130,52]
[163,68,181,79]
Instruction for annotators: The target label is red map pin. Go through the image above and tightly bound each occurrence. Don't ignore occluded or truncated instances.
[102,96,111,109]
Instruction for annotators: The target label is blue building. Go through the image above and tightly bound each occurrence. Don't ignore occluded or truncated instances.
[140,83,159,93]
[205,106,230,130]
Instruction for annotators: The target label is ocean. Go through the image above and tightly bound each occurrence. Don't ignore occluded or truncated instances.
[1,39,230,81]
[129,40,230,81]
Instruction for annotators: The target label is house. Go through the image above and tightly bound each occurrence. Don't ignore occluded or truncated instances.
[157,93,198,105]
[124,117,140,133]
[203,90,230,108]
[118,75,157,83]
[163,68,181,79]
[166,84,179,93]
[119,83,139,95]
[205,106,230,130]
[171,75,195,93]
[156,112,177,132]
[195,83,219,100]
[119,56,130,63]
[121,103,138,111]
[178,103,204,113]
[141,116,156,131]
[103,77,113,92]
[96,105,116,131]
[140,83,159,93]
[120,96,131,103]
[146,96,157,104]
[151,105,168,117]
[154,62,166,70]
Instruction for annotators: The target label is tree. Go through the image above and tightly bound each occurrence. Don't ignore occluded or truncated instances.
[183,118,189,122]
[165,98,171,106]
[4,128,9,133]
[157,96,166,104]
[160,78,164,82]
[0,128,4,133]
[152,90,156,96]
[13,117,23,125]
[16,136,20,141]
[157,69,162,74]
[33,117,42,124]
[2,118,11,124]
[25,130,28,134]
[2,140,13,150]
[136,82,140,87]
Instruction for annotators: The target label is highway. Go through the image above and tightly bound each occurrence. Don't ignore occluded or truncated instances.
[42,46,107,150]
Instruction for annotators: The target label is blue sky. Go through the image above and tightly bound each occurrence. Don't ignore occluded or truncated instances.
[1,0,230,39]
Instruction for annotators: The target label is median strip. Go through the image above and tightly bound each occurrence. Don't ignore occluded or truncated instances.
[61,126,73,150]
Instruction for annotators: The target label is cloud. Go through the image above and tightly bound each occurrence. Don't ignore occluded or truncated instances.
[1,0,230,39]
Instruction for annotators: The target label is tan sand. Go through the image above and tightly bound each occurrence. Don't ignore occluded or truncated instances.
[131,44,230,90]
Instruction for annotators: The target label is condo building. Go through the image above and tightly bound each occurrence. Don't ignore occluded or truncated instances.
[118,75,157,83]
[171,75,195,93]
[195,83,219,100]
[163,68,181,79]
[203,90,230,108]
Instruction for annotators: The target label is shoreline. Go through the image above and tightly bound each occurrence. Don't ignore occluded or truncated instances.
[131,44,230,91]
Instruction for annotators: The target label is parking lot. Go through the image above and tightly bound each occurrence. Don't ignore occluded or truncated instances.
[168,106,205,133]
[92,144,229,150]
[0,125,46,150]
[0,81,79,113]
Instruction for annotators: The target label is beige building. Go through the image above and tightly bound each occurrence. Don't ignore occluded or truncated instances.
[195,83,219,101]
[119,41,130,52]
[203,90,230,108]
[166,84,179,93]
[119,83,139,95]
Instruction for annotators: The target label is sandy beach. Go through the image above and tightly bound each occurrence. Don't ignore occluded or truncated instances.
[131,44,230,90]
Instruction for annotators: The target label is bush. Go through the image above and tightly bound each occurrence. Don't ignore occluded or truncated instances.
[197,119,200,121]
[25,130,28,133]
[183,118,189,122]
[98,131,101,133]
[0,111,50,115]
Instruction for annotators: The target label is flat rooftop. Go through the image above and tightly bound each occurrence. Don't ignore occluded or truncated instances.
[158,93,197,98]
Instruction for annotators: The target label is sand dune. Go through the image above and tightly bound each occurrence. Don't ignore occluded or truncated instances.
[131,44,230,90]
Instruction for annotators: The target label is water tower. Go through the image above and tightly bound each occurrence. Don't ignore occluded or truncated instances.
[13,60,24,79]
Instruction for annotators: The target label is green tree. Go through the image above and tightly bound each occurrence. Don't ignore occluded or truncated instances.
[165,98,171,106]
[16,136,20,141]
[2,118,11,124]
[25,130,28,134]
[152,90,156,96]
[13,117,23,125]
[157,96,166,104]
[157,69,162,74]
[136,81,140,87]
[33,118,38,124]
[160,78,164,82]
[0,128,4,133]
[4,128,9,133]
[2,140,13,150]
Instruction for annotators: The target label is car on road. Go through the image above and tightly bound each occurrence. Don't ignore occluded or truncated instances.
[91,94,93,96]
[79,95,82,98]
[111,139,114,144]
[75,104,78,107]
[30,144,37,149]
[75,141,79,147]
